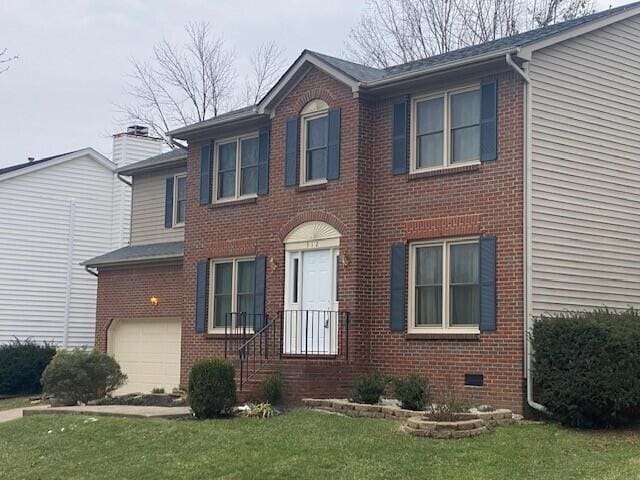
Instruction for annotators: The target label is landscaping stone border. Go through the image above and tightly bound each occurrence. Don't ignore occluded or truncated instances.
[403,413,486,439]
[303,398,418,419]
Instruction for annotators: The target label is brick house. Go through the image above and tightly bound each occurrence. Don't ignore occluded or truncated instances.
[85,4,640,412]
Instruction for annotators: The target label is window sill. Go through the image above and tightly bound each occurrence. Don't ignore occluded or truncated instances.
[209,196,257,209]
[405,331,480,341]
[205,331,255,339]
[408,163,480,180]
[296,181,328,193]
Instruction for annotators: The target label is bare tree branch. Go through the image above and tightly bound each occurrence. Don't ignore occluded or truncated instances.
[0,48,18,75]
[120,22,237,146]
[241,41,286,106]
[346,0,594,67]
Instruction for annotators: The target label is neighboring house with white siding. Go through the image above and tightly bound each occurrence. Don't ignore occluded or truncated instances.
[0,127,163,347]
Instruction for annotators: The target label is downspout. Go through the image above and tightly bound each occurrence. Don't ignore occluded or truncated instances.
[62,200,76,349]
[505,52,548,414]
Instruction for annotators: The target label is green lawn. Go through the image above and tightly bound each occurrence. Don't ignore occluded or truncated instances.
[0,396,33,411]
[0,410,638,480]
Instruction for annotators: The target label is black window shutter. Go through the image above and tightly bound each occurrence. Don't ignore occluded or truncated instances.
[284,117,299,186]
[389,243,406,331]
[480,79,498,162]
[479,236,497,332]
[253,256,266,330]
[257,129,270,195]
[392,100,408,175]
[199,142,213,204]
[327,108,341,180]
[164,176,174,228]
[195,260,210,333]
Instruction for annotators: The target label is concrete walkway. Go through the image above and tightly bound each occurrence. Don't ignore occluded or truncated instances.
[0,408,25,423]
[22,404,192,420]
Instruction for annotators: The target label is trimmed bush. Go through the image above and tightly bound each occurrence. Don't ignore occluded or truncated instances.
[351,371,387,404]
[532,308,640,428]
[262,372,283,404]
[0,339,56,395]
[41,349,126,404]
[393,374,431,411]
[188,358,237,418]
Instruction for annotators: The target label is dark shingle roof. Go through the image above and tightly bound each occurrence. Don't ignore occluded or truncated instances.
[307,51,387,81]
[0,149,83,176]
[117,148,187,175]
[82,241,184,268]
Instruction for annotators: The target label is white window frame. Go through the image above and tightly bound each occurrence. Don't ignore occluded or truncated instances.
[407,236,480,334]
[213,133,259,203]
[172,173,187,228]
[410,84,481,174]
[300,101,329,186]
[208,256,256,333]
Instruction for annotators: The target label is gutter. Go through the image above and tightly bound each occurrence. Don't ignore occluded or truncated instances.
[116,173,132,186]
[505,51,548,415]
[84,265,98,277]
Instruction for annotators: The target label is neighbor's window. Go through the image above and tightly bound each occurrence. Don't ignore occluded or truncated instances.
[413,86,481,171]
[210,258,255,330]
[173,174,187,226]
[410,238,479,331]
[300,99,329,184]
[215,134,259,201]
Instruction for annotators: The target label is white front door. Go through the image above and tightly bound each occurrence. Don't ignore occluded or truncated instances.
[283,248,338,355]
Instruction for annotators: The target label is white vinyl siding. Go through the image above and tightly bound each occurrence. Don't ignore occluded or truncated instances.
[130,166,186,245]
[529,15,640,316]
[0,156,115,347]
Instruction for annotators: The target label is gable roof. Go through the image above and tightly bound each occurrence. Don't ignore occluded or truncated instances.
[170,1,640,138]
[117,148,188,176]
[0,148,114,182]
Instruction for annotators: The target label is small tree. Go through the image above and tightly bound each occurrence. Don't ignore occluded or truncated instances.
[0,48,17,75]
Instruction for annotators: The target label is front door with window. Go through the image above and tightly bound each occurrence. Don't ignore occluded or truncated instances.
[283,248,338,355]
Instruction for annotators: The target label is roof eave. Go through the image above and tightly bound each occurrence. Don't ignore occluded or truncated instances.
[362,47,520,91]
[116,155,188,176]
[82,253,184,269]
[168,110,265,140]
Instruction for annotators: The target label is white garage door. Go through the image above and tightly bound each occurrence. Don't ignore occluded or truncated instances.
[108,317,181,394]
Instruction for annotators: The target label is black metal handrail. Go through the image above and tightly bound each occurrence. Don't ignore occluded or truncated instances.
[280,310,350,359]
[238,313,279,391]
[223,312,267,359]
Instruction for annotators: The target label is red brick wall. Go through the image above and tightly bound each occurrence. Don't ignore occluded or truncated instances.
[180,67,373,385]
[368,70,525,411]
[94,262,184,351]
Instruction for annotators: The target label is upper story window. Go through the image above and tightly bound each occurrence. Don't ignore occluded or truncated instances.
[173,174,187,226]
[408,237,480,333]
[214,134,259,202]
[411,85,481,172]
[300,99,330,185]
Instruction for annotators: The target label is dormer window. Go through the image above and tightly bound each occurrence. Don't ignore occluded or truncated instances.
[300,99,330,185]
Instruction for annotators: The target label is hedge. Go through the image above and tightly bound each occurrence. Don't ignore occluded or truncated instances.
[188,358,237,418]
[0,339,56,395]
[531,308,640,428]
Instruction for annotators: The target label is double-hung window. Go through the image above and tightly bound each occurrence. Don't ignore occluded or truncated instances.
[409,238,480,332]
[173,174,187,226]
[412,85,481,171]
[215,134,259,201]
[210,258,255,330]
[300,99,329,184]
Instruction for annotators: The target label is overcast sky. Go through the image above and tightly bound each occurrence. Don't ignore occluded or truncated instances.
[0,0,625,167]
